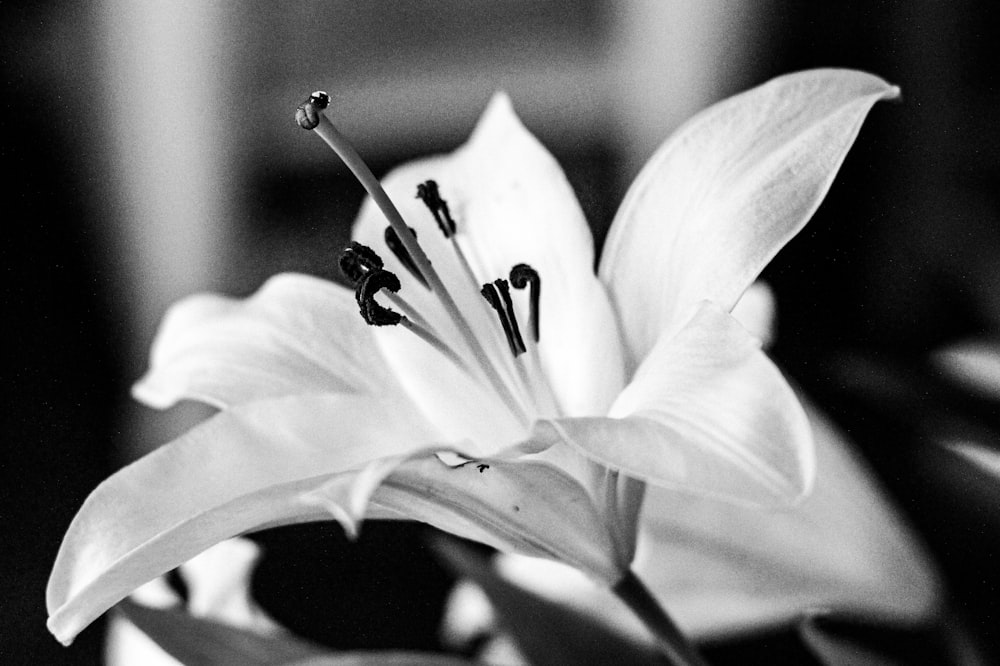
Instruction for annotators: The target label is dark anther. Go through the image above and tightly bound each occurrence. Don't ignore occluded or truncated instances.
[476,463,490,473]
[295,90,330,130]
[355,269,402,326]
[481,281,526,357]
[494,279,526,355]
[339,242,384,284]
[510,263,541,343]
[385,226,429,289]
[415,180,457,238]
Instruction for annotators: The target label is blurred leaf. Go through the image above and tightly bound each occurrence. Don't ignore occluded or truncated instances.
[799,615,904,666]
[119,599,474,666]
[933,339,1000,402]
[433,538,664,666]
[117,598,326,665]
[285,654,472,665]
[798,612,973,666]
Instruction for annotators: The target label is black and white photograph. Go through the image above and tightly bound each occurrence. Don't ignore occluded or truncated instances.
[3,1,999,664]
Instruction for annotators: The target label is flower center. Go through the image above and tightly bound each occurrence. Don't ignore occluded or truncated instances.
[297,91,561,423]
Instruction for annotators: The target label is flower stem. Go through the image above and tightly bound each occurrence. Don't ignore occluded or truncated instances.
[613,570,710,666]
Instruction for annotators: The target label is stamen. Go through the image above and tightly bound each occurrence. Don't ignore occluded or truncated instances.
[510,264,541,342]
[384,226,429,289]
[339,241,384,283]
[508,263,561,416]
[299,92,530,426]
[354,269,467,373]
[355,269,402,326]
[481,281,526,357]
[415,180,456,238]
[417,187,536,408]
[341,242,431,329]
[494,279,527,355]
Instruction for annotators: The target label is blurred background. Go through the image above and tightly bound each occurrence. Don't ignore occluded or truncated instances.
[3,0,998,663]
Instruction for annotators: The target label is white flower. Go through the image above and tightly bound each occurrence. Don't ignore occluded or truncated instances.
[47,69,898,646]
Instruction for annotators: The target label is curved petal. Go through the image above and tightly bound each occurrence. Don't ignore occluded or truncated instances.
[46,394,436,645]
[481,400,939,641]
[322,451,629,584]
[352,94,625,417]
[600,69,899,365]
[133,274,403,410]
[630,398,940,636]
[730,281,776,350]
[547,302,814,505]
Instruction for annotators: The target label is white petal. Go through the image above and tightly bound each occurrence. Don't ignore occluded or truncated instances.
[46,394,435,645]
[515,439,645,565]
[486,400,940,639]
[352,94,626,417]
[133,274,403,409]
[359,452,628,583]
[365,323,527,456]
[600,69,899,365]
[730,281,776,349]
[632,398,941,636]
[548,302,814,505]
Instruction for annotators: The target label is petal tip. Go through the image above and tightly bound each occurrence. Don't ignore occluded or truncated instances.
[484,90,514,115]
[130,377,173,410]
[472,90,523,141]
[300,489,362,540]
[46,614,76,647]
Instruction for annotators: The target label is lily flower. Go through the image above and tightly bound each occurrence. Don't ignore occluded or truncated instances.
[47,68,898,649]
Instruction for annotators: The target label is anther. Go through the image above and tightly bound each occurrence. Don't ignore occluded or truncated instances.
[495,279,526,355]
[339,242,384,284]
[295,91,330,130]
[481,281,526,357]
[416,180,456,238]
[384,226,429,289]
[355,269,402,326]
[509,264,541,343]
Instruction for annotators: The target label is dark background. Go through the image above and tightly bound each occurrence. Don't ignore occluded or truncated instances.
[3,1,998,663]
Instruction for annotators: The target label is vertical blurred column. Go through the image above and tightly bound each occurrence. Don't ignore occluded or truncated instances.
[97,0,241,454]
[607,0,765,178]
